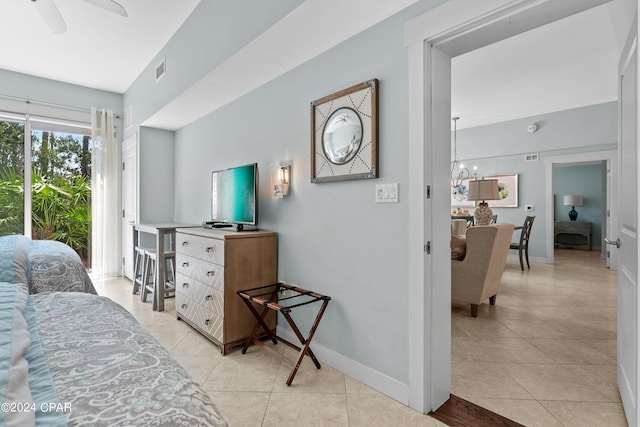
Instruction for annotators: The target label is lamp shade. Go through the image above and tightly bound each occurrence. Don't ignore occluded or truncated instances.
[563,195,583,206]
[467,179,500,201]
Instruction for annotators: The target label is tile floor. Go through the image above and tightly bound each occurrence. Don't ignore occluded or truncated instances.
[452,249,626,427]
[93,248,625,426]
[93,278,443,427]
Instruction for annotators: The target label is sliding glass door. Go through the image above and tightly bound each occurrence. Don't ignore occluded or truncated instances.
[0,114,92,267]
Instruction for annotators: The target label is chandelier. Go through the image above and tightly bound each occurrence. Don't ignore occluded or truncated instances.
[450,116,471,188]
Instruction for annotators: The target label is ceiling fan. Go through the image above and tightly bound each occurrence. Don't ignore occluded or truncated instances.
[31,0,128,34]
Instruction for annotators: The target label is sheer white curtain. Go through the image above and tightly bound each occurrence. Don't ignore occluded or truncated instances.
[91,108,119,278]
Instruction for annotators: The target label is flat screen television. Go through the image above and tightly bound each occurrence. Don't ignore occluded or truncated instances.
[210,163,258,230]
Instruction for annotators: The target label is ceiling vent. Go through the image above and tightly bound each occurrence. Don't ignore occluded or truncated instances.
[155,58,166,81]
[524,153,539,162]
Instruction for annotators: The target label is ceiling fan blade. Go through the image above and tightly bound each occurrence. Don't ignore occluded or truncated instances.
[31,0,67,34]
[80,0,128,17]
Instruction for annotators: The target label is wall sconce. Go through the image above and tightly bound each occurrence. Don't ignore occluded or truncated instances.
[271,163,290,198]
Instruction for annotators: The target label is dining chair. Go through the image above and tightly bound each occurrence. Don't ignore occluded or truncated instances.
[510,216,535,271]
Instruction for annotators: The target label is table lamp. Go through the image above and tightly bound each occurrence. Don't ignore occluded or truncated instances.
[563,195,583,221]
[467,179,500,226]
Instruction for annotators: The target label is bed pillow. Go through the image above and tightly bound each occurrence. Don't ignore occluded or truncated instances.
[0,282,35,427]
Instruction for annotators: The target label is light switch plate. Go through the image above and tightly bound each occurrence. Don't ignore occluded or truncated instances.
[376,183,399,203]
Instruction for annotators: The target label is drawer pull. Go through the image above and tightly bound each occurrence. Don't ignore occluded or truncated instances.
[205,319,210,326]
[182,283,189,288]
[181,241,189,246]
[181,303,187,309]
[182,262,189,267]
[206,295,212,301]
[206,271,215,277]
[206,247,215,253]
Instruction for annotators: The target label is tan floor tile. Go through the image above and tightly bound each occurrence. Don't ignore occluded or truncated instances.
[173,355,221,385]
[263,393,348,426]
[347,393,443,427]
[563,364,621,402]
[498,318,569,338]
[345,376,379,394]
[451,361,533,399]
[168,328,223,356]
[208,391,270,427]
[452,317,520,338]
[502,363,613,401]
[452,336,555,363]
[553,319,617,340]
[469,398,562,427]
[272,357,347,393]
[201,346,282,393]
[527,338,615,364]
[540,401,628,427]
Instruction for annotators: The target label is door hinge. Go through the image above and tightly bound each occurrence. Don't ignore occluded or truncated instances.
[425,241,431,254]
[607,250,610,258]
[122,209,125,218]
[122,162,125,171]
[122,257,125,266]
[426,185,431,199]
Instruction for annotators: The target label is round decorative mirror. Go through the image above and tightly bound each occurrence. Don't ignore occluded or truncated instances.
[322,107,363,165]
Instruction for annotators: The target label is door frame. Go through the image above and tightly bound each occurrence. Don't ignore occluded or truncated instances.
[544,150,618,268]
[405,0,623,412]
[121,133,138,279]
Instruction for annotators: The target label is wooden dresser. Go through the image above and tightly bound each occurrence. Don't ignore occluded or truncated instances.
[554,221,591,250]
[175,227,277,354]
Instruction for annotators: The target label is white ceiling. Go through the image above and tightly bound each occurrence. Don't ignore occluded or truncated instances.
[452,0,632,129]
[0,0,632,130]
[0,0,200,93]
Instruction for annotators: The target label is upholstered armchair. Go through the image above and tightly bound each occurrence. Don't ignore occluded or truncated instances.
[451,223,515,317]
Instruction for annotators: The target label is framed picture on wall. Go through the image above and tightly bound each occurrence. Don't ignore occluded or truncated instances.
[483,173,519,207]
[451,178,475,208]
[311,79,379,183]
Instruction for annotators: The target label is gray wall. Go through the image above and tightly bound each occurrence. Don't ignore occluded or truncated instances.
[121,0,448,390]
[553,162,605,250]
[170,3,444,385]
[139,127,175,223]
[455,102,617,260]
[0,69,122,117]
[122,0,305,132]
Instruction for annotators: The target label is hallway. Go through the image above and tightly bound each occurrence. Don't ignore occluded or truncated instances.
[452,249,624,426]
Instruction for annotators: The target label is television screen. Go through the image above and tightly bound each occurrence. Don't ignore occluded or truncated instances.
[211,163,258,226]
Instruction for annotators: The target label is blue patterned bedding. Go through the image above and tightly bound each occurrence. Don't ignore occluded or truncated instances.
[30,292,227,426]
[0,236,226,425]
[0,284,227,426]
[0,235,95,295]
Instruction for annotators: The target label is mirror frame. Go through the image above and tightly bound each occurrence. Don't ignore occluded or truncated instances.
[311,79,378,183]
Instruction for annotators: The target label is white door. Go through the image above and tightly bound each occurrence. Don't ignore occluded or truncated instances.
[615,17,639,427]
[121,134,137,280]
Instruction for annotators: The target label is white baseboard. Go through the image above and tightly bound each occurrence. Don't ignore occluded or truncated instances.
[277,328,410,405]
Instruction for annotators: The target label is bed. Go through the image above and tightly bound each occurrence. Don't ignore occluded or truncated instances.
[0,235,227,426]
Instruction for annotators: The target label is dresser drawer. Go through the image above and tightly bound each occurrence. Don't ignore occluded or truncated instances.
[176,293,223,342]
[176,273,224,315]
[176,253,224,287]
[176,232,224,265]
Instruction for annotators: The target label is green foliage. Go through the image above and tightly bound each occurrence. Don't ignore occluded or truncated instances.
[0,121,92,258]
[31,171,91,257]
[0,167,24,235]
